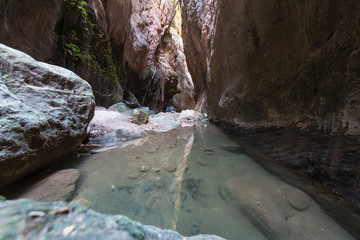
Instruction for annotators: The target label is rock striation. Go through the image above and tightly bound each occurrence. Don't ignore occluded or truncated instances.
[182,1,360,237]
[182,0,360,201]
[0,44,95,188]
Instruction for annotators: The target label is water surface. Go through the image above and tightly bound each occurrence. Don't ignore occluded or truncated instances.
[63,124,354,240]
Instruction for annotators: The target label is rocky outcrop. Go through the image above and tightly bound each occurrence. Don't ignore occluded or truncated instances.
[0,44,95,188]
[0,199,224,240]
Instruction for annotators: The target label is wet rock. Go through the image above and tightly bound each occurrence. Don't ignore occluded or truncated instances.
[183,0,360,204]
[197,159,208,167]
[128,173,140,180]
[220,175,354,240]
[145,193,160,210]
[139,165,150,173]
[76,199,92,209]
[0,44,94,188]
[108,103,131,114]
[16,169,80,202]
[132,109,149,125]
[202,149,215,155]
[116,128,145,141]
[164,162,177,173]
[0,199,224,240]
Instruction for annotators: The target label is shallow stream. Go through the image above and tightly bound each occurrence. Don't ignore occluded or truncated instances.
[61,124,353,240]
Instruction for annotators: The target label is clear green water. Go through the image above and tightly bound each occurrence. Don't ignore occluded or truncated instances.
[63,124,354,240]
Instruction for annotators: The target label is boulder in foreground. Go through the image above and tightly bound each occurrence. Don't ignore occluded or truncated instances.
[0,44,95,188]
[0,199,224,240]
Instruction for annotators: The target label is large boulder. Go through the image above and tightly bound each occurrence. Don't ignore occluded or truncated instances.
[0,199,224,240]
[0,44,95,188]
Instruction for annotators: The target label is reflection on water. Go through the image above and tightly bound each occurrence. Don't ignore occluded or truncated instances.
[63,124,354,240]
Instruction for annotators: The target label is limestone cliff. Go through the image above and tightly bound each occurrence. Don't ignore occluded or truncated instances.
[0,0,195,110]
[182,0,360,200]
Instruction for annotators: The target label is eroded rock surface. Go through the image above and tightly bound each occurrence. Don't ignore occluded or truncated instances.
[182,0,360,201]
[0,44,95,188]
[0,199,224,240]
[182,1,360,237]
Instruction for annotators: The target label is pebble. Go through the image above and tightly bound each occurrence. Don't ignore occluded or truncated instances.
[145,193,160,210]
[76,198,92,208]
[48,206,70,215]
[28,211,45,218]
[197,159,207,166]
[153,167,161,172]
[139,165,150,172]
[128,173,140,179]
[62,225,75,236]
[203,149,215,155]
[164,163,177,173]
[146,149,157,153]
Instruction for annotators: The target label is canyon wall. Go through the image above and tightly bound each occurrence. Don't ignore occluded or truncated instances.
[0,0,195,110]
[182,0,360,205]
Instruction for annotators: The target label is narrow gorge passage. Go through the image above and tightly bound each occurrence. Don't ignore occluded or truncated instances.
[0,0,359,239]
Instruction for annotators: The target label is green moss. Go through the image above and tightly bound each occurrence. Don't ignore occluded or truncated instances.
[58,0,123,103]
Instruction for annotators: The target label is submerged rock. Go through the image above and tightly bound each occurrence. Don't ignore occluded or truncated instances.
[0,44,95,188]
[220,175,355,240]
[8,169,80,202]
[0,199,224,240]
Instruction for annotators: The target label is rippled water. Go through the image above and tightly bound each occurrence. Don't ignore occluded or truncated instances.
[62,124,353,240]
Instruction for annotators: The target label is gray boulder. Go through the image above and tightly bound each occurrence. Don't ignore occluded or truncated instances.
[0,44,95,187]
[0,199,225,240]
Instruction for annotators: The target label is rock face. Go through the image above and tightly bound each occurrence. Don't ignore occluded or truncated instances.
[0,0,195,110]
[0,199,224,240]
[0,44,95,188]
[103,0,195,111]
[0,0,123,106]
[182,0,360,202]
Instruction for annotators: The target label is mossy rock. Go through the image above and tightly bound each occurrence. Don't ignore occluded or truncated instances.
[132,109,149,125]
